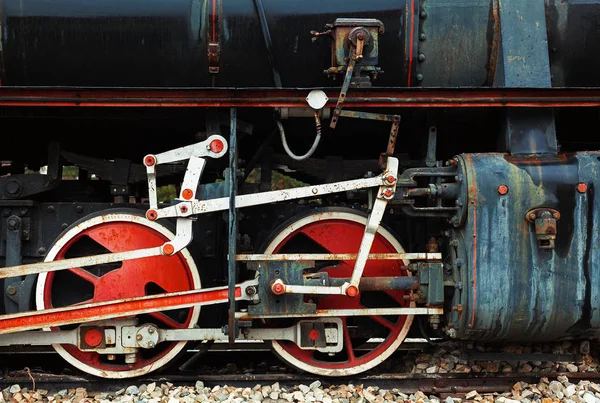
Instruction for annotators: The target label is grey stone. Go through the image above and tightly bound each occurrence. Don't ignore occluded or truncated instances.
[126,386,139,395]
[565,385,578,398]
[9,386,20,395]
[309,381,322,391]
[567,364,579,372]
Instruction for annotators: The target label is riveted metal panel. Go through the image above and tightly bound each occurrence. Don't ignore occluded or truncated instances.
[454,153,600,341]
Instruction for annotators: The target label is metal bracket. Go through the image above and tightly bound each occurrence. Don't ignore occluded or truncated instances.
[526,208,560,249]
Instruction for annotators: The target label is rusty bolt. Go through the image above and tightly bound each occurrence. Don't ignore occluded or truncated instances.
[107,354,116,361]
[180,205,188,214]
[144,155,156,167]
[356,32,365,40]
[136,334,143,341]
[553,212,560,220]
[452,304,463,313]
[6,285,16,296]
[529,212,537,221]
[577,183,588,193]
[497,185,509,195]
[245,286,257,296]
[146,209,158,221]
[148,327,155,334]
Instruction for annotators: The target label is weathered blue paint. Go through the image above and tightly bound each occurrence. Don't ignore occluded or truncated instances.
[452,152,600,341]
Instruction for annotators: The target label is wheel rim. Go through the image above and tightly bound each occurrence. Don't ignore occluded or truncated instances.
[35,212,201,378]
[264,210,414,376]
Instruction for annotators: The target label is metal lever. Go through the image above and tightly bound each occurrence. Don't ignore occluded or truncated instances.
[330,48,357,129]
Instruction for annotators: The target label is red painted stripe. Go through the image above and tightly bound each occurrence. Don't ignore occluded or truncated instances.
[407,0,415,87]
[466,156,478,329]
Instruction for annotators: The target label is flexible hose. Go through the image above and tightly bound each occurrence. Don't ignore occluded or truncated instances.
[278,111,322,161]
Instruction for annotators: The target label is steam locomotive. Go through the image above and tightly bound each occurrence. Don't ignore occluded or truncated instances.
[0,0,599,378]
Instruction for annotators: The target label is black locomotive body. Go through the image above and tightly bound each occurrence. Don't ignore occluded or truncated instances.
[0,0,599,378]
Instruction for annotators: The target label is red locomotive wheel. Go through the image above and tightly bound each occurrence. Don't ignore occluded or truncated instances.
[35,210,201,378]
[263,209,415,376]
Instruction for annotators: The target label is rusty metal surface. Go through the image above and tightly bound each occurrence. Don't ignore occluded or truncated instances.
[454,152,600,341]
[0,87,600,108]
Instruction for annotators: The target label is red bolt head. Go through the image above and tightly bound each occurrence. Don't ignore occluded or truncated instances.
[384,189,394,198]
[182,188,194,200]
[308,329,319,341]
[84,328,103,347]
[144,155,156,167]
[497,185,509,195]
[272,282,285,295]
[209,139,224,154]
[346,285,359,298]
[162,244,175,256]
[386,175,396,183]
[577,183,588,193]
[180,205,188,213]
[146,209,158,221]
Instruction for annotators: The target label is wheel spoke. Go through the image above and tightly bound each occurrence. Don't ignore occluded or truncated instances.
[343,319,356,363]
[72,298,94,306]
[148,311,186,329]
[67,267,100,286]
[369,314,396,330]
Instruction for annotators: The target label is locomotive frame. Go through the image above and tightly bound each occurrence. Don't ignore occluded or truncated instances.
[0,0,599,379]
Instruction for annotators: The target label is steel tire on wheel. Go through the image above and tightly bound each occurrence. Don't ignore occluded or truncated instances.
[261,208,415,377]
[35,209,201,378]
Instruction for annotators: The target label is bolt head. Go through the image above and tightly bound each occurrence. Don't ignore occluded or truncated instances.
[577,183,588,193]
[346,285,359,298]
[529,213,537,220]
[497,185,509,195]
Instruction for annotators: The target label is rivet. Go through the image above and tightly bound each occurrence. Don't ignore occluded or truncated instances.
[497,185,509,195]
[416,74,424,82]
[420,10,428,19]
[576,183,588,193]
[419,33,427,41]
[418,53,426,62]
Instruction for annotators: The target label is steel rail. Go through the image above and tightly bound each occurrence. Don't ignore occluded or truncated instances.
[0,87,599,108]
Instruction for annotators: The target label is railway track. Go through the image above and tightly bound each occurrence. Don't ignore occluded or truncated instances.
[2,370,600,398]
